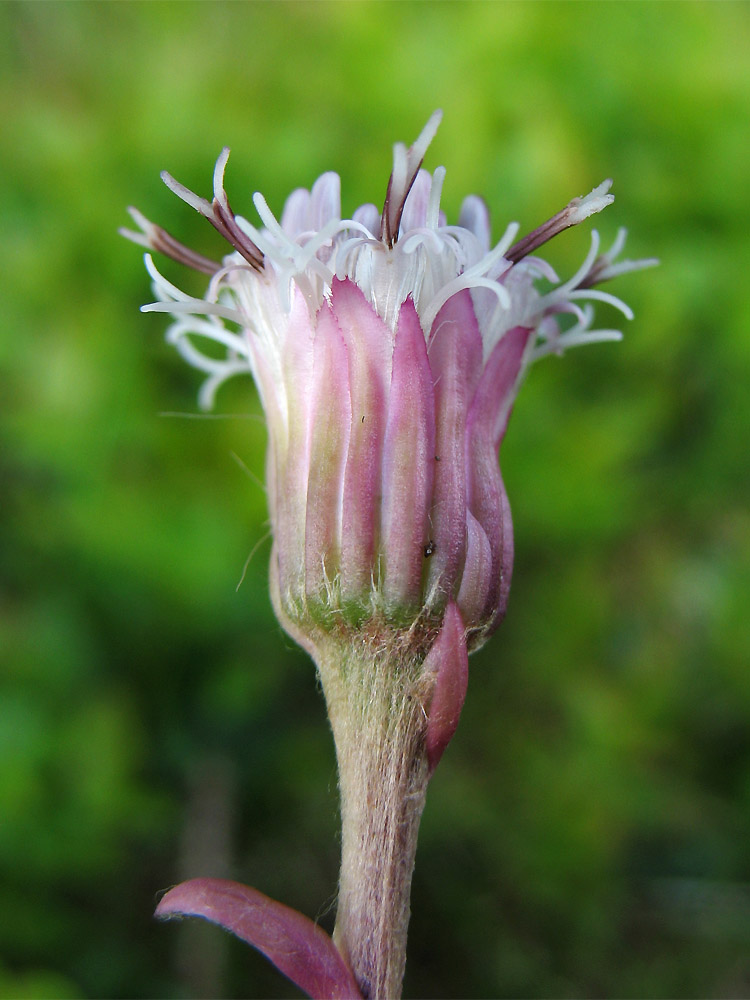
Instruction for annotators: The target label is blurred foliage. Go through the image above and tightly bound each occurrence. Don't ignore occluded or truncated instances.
[1,1,749,997]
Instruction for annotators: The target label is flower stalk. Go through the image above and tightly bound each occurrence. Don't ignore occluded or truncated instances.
[123,112,656,1000]
[321,637,431,1000]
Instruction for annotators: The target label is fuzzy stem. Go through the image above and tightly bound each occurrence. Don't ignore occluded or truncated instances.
[317,639,432,1000]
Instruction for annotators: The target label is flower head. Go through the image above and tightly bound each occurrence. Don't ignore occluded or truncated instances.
[125,116,657,1000]
[122,112,656,653]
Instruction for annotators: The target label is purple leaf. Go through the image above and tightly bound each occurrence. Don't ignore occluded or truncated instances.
[464,325,532,631]
[304,303,352,604]
[155,878,362,1000]
[380,296,436,613]
[425,289,483,606]
[331,278,393,604]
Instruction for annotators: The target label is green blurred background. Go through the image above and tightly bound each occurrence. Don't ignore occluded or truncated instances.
[2,1,749,997]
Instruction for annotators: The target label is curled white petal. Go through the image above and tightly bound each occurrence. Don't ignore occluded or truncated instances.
[142,299,248,326]
[568,287,634,321]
